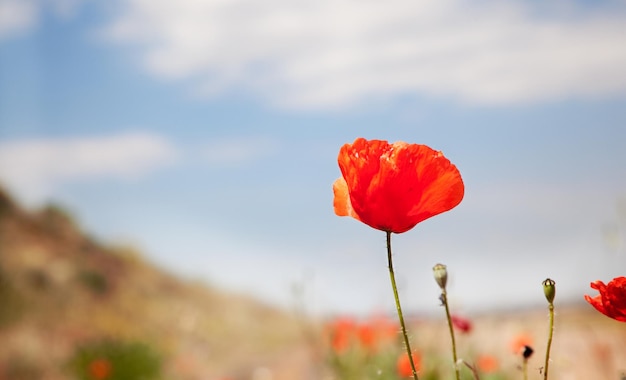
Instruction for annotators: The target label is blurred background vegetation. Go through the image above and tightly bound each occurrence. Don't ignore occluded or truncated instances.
[0,185,311,379]
[0,185,624,380]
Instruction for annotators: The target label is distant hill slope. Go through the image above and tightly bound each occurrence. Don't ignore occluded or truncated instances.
[0,187,315,379]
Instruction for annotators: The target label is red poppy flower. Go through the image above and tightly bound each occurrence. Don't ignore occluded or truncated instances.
[356,314,398,352]
[476,354,499,373]
[396,351,421,378]
[451,314,472,334]
[88,358,112,380]
[510,333,533,355]
[333,138,464,233]
[584,276,626,322]
[327,317,357,353]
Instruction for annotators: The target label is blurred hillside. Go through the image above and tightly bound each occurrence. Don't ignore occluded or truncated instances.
[0,187,317,380]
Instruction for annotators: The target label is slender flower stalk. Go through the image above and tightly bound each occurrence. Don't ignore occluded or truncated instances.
[522,357,529,380]
[433,264,460,380]
[443,292,460,380]
[461,361,481,380]
[387,231,418,380]
[544,303,555,379]
[542,278,556,380]
[521,345,533,380]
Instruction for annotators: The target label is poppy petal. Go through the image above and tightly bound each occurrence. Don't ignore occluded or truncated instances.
[332,177,360,221]
[585,277,626,322]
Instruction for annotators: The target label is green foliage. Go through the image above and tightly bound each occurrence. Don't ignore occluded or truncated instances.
[67,339,162,380]
[39,203,76,231]
[77,270,109,295]
[482,375,508,380]
[0,188,16,218]
[329,348,399,380]
[0,265,24,328]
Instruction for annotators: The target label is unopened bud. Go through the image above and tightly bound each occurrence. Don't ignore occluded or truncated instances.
[542,278,556,304]
[522,345,534,359]
[433,263,448,290]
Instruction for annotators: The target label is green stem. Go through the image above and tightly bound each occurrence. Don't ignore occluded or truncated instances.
[543,303,554,380]
[523,358,528,380]
[442,290,460,380]
[386,231,419,380]
[462,361,481,380]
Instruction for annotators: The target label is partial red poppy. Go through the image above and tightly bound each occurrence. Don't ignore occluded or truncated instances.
[356,323,376,350]
[396,351,421,378]
[88,358,112,380]
[327,317,357,353]
[584,276,626,322]
[476,354,499,373]
[510,333,533,356]
[451,314,472,334]
[333,138,464,233]
[357,314,398,352]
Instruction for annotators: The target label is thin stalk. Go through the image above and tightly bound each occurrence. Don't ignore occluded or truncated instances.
[523,358,528,380]
[386,231,419,380]
[543,303,554,380]
[441,290,460,380]
[462,361,481,380]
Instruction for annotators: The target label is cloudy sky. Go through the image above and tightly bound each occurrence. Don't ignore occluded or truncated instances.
[1,0,625,317]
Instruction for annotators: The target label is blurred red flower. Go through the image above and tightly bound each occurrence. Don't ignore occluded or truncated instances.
[327,314,398,353]
[356,323,377,350]
[88,358,111,380]
[327,317,357,353]
[510,333,534,355]
[357,314,398,352]
[476,354,499,373]
[396,351,421,378]
[333,138,464,233]
[451,314,472,334]
[584,276,626,322]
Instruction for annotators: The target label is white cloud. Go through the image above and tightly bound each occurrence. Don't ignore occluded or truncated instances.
[0,131,178,203]
[102,0,626,109]
[49,0,87,19]
[0,0,38,39]
[0,0,85,39]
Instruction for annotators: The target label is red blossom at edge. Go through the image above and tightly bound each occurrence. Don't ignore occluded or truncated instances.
[584,276,626,322]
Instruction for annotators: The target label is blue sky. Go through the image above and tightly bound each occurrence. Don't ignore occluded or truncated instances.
[1,0,626,317]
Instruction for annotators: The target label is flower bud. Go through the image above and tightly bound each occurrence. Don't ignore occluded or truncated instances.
[522,345,534,359]
[433,263,448,290]
[542,278,556,304]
